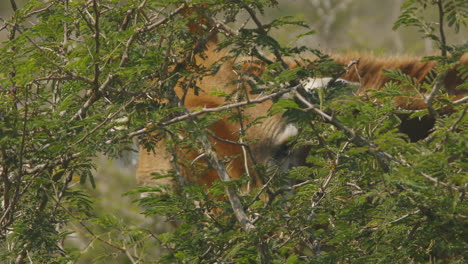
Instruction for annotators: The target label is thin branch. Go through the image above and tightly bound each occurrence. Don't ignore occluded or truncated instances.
[436,0,447,57]
[197,131,256,232]
[452,96,468,105]
[106,86,296,144]
[242,3,288,69]
[294,91,462,192]
[70,92,99,121]
[390,209,421,224]
[0,17,94,86]
[22,152,81,175]
[63,0,69,47]
[161,88,293,124]
[92,0,101,89]
[135,4,186,34]
[213,18,275,65]
[72,97,135,146]
[233,69,260,191]
[311,141,350,208]
[287,180,313,190]
[450,105,467,132]
[0,152,10,227]
[245,166,281,209]
[419,172,461,191]
[8,84,30,243]
[295,91,405,167]
[53,199,141,264]
[22,1,56,18]
[424,70,447,118]
[331,58,360,84]
[272,230,297,251]
[70,4,199,123]
[320,142,349,192]
[9,0,17,11]
[165,80,258,233]
[209,134,247,146]
[346,182,363,194]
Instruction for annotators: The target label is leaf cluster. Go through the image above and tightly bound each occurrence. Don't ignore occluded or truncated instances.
[0,0,466,263]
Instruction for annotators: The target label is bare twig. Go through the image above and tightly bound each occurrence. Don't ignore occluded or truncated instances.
[320,142,349,192]
[7,84,30,246]
[287,180,313,190]
[420,1,449,120]
[68,3,191,122]
[22,152,82,175]
[63,0,69,49]
[346,182,363,194]
[70,92,99,121]
[232,69,260,191]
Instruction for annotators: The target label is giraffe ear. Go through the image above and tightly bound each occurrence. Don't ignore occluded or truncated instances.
[181,3,218,44]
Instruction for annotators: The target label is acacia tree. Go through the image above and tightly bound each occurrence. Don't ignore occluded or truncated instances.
[0,0,466,263]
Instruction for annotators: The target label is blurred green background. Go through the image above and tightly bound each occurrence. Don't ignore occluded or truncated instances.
[2,0,466,53]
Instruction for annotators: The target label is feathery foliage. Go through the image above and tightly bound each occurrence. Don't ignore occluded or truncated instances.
[0,0,466,263]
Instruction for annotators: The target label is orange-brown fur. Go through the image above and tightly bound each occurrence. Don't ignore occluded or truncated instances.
[136,10,467,190]
[137,41,286,188]
[336,53,467,109]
